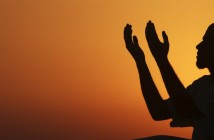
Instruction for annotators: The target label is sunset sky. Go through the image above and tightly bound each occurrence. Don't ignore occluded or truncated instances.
[1,0,213,140]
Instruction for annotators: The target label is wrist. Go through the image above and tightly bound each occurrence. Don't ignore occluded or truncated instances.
[155,56,169,64]
[133,56,145,63]
[136,59,147,67]
[156,58,171,70]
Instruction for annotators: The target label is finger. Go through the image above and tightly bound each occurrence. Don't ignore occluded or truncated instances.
[149,22,159,41]
[126,24,132,28]
[145,20,151,34]
[124,25,133,49]
[162,31,169,47]
[145,21,159,43]
[125,23,132,30]
[124,29,132,44]
[124,24,132,36]
[145,21,153,40]
[133,36,139,47]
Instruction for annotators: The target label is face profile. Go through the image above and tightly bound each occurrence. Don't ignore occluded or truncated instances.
[196,23,214,69]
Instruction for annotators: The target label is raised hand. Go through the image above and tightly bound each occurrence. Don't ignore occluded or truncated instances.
[124,24,145,62]
[145,21,169,60]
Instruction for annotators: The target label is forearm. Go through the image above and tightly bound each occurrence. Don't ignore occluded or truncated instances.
[156,58,195,117]
[156,59,185,98]
[135,59,170,120]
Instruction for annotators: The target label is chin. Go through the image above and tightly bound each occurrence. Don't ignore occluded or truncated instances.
[196,62,206,69]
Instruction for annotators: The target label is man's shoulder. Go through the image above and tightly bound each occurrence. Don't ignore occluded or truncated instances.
[186,75,211,91]
[195,75,210,81]
[191,75,210,86]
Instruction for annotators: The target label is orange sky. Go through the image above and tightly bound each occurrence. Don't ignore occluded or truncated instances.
[1,0,213,140]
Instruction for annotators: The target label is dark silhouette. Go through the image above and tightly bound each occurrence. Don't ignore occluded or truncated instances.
[124,21,214,140]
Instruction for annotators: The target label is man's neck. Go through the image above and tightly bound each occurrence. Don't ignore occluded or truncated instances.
[208,66,214,74]
[208,67,214,81]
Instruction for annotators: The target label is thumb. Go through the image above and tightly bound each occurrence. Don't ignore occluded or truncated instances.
[133,36,139,47]
[162,31,169,47]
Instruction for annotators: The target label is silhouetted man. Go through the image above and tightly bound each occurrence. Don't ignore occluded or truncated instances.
[123,21,214,140]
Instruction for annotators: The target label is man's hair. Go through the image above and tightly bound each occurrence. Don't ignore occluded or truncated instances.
[204,23,214,40]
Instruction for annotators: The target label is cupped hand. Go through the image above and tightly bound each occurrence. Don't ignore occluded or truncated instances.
[145,21,169,60]
[124,24,145,61]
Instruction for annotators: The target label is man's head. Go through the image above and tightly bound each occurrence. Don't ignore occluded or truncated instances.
[196,23,214,69]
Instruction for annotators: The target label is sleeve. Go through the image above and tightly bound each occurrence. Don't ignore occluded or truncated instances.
[166,76,207,127]
[165,98,194,127]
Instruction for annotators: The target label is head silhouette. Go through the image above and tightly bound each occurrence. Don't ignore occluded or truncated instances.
[196,23,214,69]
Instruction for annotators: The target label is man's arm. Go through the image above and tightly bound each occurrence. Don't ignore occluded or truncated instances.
[145,21,198,118]
[124,24,171,120]
[136,59,171,120]
[156,59,198,118]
